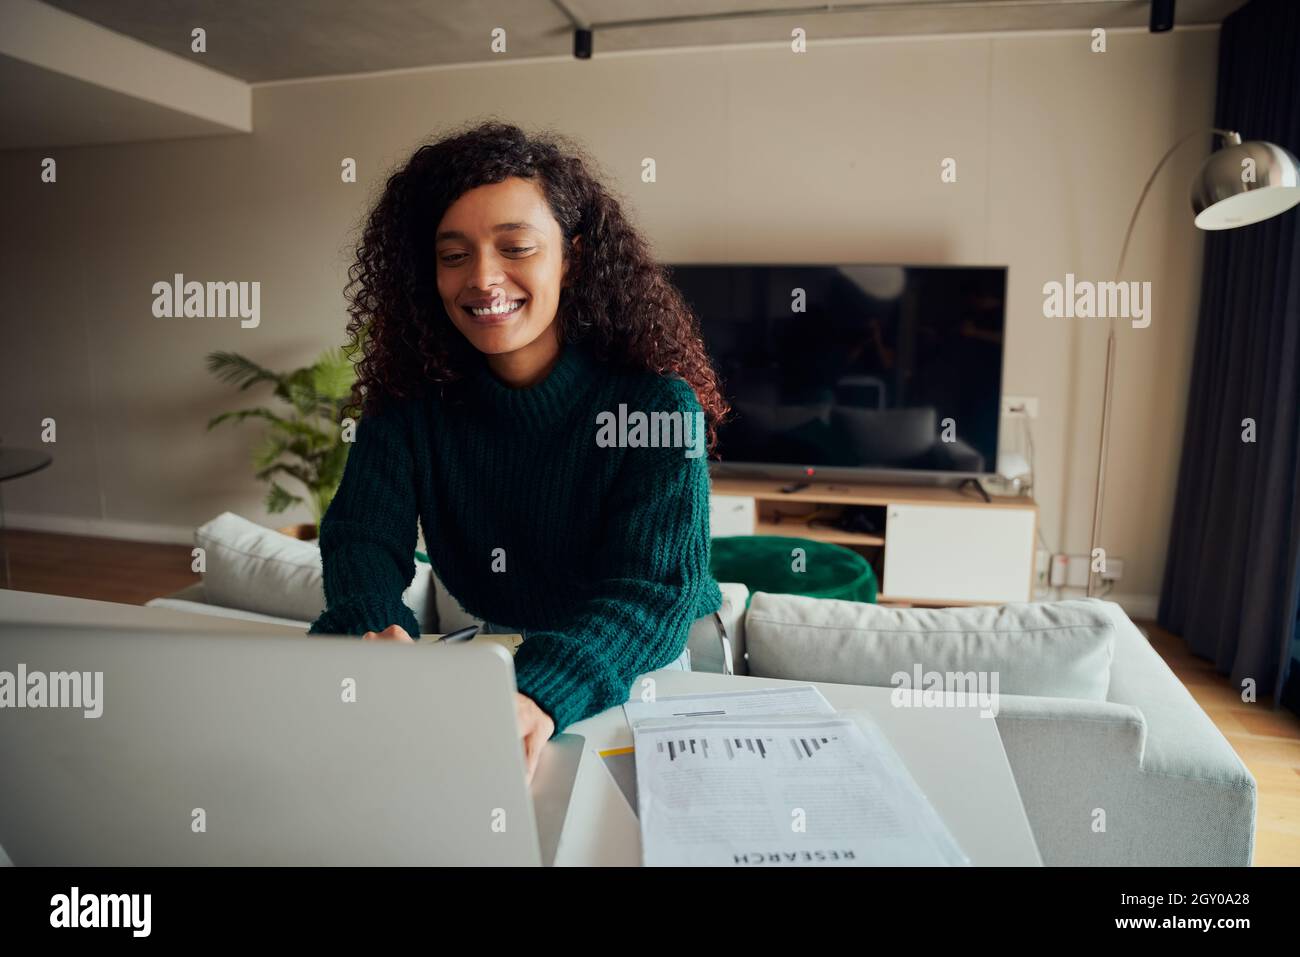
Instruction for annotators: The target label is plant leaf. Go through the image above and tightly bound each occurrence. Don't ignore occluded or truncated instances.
[265,481,302,514]
[311,346,357,404]
[209,345,360,523]
[207,407,285,431]
[205,352,284,393]
[252,434,289,471]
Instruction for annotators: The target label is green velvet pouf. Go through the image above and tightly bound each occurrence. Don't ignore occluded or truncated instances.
[710,535,878,607]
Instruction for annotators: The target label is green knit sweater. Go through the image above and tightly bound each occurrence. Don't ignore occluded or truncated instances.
[307,339,723,735]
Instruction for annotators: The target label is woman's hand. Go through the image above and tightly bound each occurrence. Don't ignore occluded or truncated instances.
[361,624,414,642]
[515,692,555,786]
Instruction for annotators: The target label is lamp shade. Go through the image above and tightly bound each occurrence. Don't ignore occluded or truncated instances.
[1192,139,1300,230]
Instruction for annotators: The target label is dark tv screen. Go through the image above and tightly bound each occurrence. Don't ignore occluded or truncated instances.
[667,264,1007,478]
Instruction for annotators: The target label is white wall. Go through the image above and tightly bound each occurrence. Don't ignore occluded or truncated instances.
[0,27,1221,613]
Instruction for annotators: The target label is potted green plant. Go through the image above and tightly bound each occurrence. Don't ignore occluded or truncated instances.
[204,345,358,540]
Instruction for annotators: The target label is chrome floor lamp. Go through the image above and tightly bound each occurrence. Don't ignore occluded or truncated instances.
[1087,130,1300,597]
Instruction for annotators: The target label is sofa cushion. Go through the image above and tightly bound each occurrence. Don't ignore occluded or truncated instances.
[195,512,434,631]
[744,593,1115,700]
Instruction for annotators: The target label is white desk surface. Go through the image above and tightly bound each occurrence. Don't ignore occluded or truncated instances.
[1,589,1042,866]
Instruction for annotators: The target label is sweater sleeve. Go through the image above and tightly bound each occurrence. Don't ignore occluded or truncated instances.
[511,383,722,736]
[307,402,421,638]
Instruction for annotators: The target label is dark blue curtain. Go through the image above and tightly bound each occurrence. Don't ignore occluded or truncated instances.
[1157,0,1300,712]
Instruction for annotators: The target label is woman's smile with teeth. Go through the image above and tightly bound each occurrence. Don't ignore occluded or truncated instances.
[467,298,525,317]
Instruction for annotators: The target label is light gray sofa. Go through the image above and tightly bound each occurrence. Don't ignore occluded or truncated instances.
[707,590,1256,868]
[150,518,1255,867]
[992,601,1255,868]
[147,577,751,671]
[151,512,752,657]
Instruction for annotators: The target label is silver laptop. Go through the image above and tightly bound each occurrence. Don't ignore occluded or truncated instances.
[0,622,584,865]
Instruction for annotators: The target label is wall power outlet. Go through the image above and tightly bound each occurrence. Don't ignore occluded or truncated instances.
[1099,557,1125,582]
[1049,554,1092,589]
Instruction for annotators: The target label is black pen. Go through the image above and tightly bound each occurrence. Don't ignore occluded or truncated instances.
[436,624,480,643]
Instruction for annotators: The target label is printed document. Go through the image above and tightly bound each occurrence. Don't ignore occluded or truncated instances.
[623,684,836,728]
[632,711,970,867]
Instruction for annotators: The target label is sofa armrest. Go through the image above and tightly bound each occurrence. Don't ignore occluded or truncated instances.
[996,694,1148,773]
[684,582,749,674]
[1100,601,1255,784]
[995,689,1255,866]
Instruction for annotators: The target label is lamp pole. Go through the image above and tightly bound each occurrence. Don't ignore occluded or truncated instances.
[1087,128,1241,598]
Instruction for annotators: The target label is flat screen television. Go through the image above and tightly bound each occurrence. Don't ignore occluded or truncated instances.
[666,263,1008,483]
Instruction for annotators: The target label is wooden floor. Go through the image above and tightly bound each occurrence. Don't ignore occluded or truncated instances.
[0,529,200,605]
[2,528,1297,865]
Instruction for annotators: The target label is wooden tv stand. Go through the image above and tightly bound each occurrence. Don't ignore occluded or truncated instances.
[709,476,1038,607]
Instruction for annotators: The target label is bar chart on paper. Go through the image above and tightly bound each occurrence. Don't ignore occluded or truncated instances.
[658,734,841,761]
[634,715,971,866]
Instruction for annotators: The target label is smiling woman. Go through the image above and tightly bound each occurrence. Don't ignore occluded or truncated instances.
[432,177,579,387]
[307,120,731,783]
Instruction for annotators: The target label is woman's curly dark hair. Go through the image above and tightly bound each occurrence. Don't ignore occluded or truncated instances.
[341,119,731,456]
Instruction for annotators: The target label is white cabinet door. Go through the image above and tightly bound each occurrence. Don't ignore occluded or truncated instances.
[883,504,1034,603]
[709,494,756,537]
